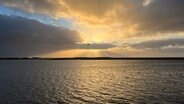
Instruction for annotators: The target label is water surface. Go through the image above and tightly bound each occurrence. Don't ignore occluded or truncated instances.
[0,60,184,104]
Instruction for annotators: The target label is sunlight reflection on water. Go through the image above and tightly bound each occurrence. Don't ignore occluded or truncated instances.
[0,60,184,104]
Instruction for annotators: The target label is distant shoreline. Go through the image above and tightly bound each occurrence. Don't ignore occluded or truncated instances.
[1,57,184,60]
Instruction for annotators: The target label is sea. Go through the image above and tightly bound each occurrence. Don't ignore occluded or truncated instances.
[0,60,184,104]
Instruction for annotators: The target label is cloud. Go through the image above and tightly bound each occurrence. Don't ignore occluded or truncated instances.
[134,0,184,33]
[129,38,184,49]
[0,0,123,25]
[1,0,184,37]
[1,0,184,47]
[65,0,184,36]
[99,39,184,57]
[0,14,82,57]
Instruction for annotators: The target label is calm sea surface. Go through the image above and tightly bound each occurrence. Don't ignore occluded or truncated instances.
[0,60,184,104]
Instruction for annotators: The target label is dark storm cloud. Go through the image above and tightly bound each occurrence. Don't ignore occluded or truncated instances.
[130,39,184,49]
[0,14,82,57]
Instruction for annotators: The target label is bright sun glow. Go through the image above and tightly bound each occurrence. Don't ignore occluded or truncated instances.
[41,49,103,58]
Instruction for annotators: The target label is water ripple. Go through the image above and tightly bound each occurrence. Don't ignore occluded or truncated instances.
[0,60,184,104]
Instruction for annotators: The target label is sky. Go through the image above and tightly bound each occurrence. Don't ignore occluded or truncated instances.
[0,0,184,57]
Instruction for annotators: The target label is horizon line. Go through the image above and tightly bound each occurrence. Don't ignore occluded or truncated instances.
[1,57,184,60]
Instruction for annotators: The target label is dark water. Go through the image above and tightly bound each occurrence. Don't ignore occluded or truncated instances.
[0,60,184,104]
